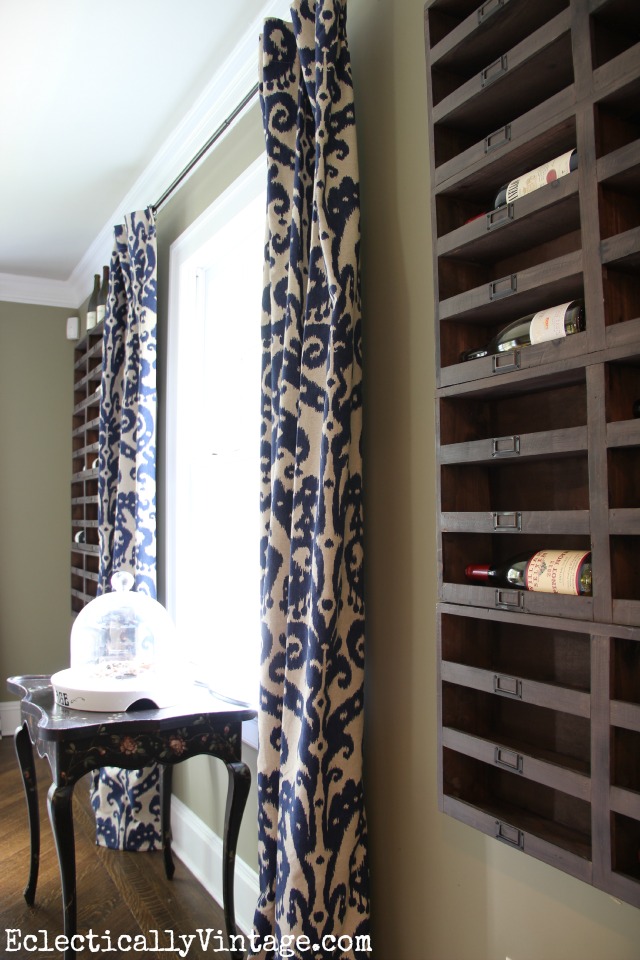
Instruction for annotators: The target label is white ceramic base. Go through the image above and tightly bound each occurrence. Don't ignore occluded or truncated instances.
[50,667,181,712]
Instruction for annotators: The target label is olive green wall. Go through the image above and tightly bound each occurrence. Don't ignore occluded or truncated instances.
[0,302,75,690]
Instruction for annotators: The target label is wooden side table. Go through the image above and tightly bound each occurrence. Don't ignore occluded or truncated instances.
[8,675,256,960]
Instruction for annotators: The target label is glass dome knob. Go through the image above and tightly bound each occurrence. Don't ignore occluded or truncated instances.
[111,570,134,593]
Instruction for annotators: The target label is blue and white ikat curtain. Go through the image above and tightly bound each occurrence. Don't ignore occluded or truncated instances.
[251,3,370,957]
[92,208,161,850]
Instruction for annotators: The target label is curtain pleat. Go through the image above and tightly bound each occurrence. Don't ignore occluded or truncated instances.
[91,208,161,851]
[251,3,370,957]
[98,209,158,598]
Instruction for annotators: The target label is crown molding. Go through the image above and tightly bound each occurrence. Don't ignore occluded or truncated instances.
[0,272,81,309]
[1,0,290,309]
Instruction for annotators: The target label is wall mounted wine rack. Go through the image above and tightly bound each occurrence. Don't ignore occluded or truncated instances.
[425,0,640,907]
[71,324,103,614]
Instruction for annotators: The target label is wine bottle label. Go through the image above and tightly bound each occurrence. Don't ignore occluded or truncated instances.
[529,301,572,344]
[525,549,590,595]
[86,310,97,330]
[505,150,575,204]
[96,304,106,323]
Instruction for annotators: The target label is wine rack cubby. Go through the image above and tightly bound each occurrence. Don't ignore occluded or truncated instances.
[425,0,640,908]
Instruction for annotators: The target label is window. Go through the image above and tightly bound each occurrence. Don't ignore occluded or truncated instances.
[166,155,265,714]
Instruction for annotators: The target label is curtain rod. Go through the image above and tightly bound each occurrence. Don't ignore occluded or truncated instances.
[151,81,260,215]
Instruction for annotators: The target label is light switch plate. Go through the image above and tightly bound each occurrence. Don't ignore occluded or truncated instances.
[66,316,79,340]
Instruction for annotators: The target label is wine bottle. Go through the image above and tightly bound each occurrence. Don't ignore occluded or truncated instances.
[494,149,578,208]
[460,299,585,362]
[96,265,109,325]
[465,549,592,596]
[633,399,640,418]
[86,274,100,330]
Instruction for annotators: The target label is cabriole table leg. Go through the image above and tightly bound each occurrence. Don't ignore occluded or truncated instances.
[47,782,77,960]
[223,760,251,953]
[14,722,40,905]
[160,763,175,879]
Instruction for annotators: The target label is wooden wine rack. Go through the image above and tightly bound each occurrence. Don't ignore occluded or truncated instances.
[71,323,103,614]
[425,0,640,907]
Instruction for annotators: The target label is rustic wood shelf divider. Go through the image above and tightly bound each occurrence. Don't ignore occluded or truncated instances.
[425,0,640,907]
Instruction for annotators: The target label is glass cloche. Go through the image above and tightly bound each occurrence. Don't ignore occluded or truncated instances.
[52,571,185,711]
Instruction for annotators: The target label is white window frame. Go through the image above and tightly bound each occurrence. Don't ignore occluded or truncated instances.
[165,154,266,748]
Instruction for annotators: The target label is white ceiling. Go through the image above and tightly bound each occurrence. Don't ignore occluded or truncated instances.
[0,0,289,307]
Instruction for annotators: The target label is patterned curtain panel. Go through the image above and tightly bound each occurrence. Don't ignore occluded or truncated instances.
[92,208,161,850]
[251,3,370,957]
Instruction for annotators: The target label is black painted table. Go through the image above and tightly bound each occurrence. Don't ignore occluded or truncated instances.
[8,675,256,960]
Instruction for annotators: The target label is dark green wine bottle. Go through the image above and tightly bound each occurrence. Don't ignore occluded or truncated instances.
[461,299,585,362]
[96,266,109,325]
[86,274,100,331]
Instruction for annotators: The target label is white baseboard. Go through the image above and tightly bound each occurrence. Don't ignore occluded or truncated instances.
[170,794,259,936]
[0,700,21,738]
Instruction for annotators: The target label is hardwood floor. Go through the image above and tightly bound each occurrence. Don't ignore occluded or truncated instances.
[0,735,231,959]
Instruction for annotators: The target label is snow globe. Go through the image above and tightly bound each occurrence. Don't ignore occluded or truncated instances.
[51,571,184,712]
